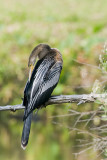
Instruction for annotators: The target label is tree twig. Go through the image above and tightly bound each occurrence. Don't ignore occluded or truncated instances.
[0,93,106,111]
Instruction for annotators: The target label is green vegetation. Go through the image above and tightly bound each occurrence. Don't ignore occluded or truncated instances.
[0,0,107,159]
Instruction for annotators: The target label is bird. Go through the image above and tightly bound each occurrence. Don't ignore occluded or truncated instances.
[21,43,63,149]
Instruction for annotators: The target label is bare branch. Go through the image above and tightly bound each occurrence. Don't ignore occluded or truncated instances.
[72,58,101,70]
[0,93,106,111]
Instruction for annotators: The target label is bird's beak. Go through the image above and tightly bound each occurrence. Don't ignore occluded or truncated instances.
[29,65,34,81]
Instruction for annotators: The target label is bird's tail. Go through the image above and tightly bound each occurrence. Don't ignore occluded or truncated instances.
[21,112,33,150]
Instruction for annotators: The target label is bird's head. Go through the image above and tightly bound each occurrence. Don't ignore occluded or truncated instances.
[28,43,51,81]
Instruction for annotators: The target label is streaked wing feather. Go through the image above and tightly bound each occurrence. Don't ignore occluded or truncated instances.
[30,59,52,99]
[28,62,62,112]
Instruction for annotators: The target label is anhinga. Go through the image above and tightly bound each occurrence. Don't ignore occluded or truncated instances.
[21,44,63,149]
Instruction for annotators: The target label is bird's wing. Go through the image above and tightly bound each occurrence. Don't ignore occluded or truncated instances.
[27,61,62,114]
[30,59,52,99]
[23,58,49,107]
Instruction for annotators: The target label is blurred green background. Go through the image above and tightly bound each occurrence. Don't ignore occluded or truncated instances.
[0,0,107,159]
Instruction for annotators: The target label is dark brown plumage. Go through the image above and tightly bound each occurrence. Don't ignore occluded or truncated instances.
[21,44,63,149]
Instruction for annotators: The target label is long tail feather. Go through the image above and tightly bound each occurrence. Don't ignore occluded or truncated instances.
[21,112,33,150]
